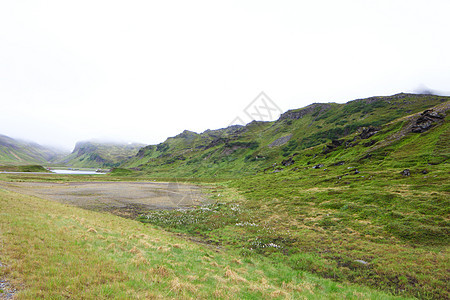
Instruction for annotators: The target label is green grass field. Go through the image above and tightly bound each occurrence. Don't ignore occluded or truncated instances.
[0,186,402,299]
[138,167,449,299]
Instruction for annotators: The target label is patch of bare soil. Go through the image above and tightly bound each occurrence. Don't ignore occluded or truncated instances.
[0,181,206,218]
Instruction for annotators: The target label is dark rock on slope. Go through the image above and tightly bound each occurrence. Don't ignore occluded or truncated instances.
[411,109,444,133]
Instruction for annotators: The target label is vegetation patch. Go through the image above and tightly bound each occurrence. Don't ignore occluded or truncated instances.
[0,188,397,299]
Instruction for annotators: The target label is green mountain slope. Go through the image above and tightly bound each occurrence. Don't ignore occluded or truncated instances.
[61,141,145,168]
[221,101,449,298]
[134,94,449,298]
[122,93,449,178]
[0,134,66,165]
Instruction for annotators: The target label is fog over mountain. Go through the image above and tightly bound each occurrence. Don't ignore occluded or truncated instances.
[1,1,449,149]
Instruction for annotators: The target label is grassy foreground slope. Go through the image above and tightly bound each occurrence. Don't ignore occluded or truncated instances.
[138,101,449,298]
[0,189,398,299]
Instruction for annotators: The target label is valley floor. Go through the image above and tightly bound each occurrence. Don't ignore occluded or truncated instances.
[0,176,400,299]
[0,180,206,218]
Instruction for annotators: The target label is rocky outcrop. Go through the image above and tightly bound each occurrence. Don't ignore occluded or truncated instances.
[411,110,444,133]
[357,126,379,139]
[268,135,292,147]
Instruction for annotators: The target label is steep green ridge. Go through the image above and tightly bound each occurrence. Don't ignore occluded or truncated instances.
[0,134,66,165]
[122,93,448,177]
[61,141,145,168]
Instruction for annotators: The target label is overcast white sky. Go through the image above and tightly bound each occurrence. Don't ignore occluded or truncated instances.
[1,0,449,151]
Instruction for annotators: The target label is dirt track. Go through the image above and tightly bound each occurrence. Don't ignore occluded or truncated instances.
[0,181,206,218]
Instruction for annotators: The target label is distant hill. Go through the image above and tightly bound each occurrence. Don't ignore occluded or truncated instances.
[60,141,145,168]
[121,93,449,177]
[0,134,67,165]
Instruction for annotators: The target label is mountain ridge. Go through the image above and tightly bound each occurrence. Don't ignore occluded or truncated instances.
[1,92,448,171]
[59,140,145,168]
[0,134,67,165]
[0,135,146,168]
[121,93,449,177]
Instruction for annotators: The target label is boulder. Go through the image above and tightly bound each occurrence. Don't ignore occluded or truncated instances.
[401,169,411,176]
[281,157,295,166]
[411,110,444,133]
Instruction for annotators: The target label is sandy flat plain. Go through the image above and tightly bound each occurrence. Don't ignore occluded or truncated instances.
[0,181,206,218]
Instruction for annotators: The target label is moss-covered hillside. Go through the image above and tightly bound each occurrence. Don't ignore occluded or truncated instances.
[0,134,66,165]
[122,93,449,178]
[60,141,145,168]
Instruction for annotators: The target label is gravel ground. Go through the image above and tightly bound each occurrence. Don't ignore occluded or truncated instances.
[0,280,16,300]
[0,181,207,218]
[0,263,16,300]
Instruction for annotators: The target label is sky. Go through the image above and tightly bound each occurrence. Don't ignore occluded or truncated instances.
[1,0,449,151]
